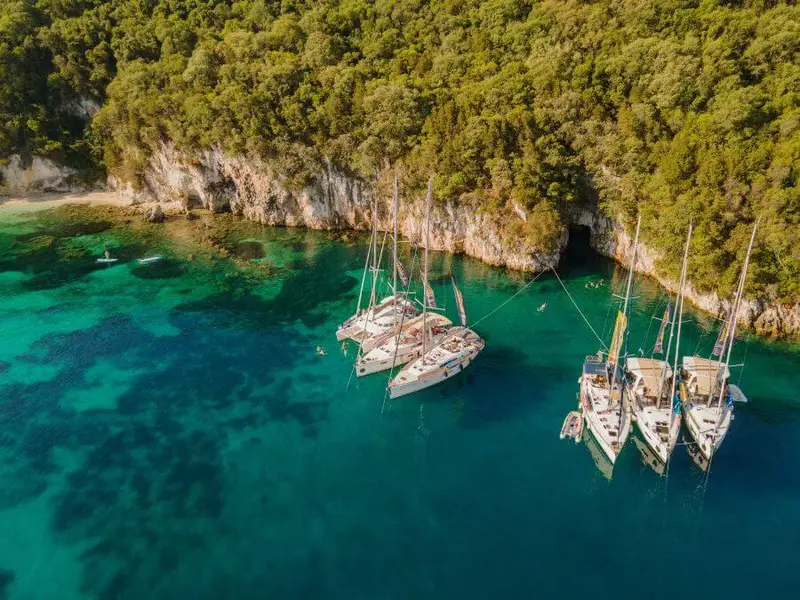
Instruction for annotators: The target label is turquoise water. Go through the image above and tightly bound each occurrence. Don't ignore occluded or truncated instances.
[0,206,798,599]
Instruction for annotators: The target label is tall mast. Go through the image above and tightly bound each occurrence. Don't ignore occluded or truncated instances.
[667,222,693,438]
[393,174,399,308]
[717,219,759,407]
[610,215,641,401]
[422,177,433,362]
[368,192,380,309]
[621,215,641,322]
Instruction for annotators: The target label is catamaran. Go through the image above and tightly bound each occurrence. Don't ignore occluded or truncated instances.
[388,179,484,399]
[625,222,693,466]
[579,215,641,466]
[681,220,758,462]
[336,180,418,343]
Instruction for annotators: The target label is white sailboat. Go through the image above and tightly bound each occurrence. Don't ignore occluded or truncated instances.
[579,215,641,465]
[388,178,484,399]
[625,222,692,466]
[356,312,451,377]
[336,181,418,343]
[682,219,758,462]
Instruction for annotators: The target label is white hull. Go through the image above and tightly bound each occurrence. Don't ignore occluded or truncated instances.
[580,377,630,465]
[389,327,483,398]
[631,405,680,464]
[356,345,420,377]
[336,297,418,343]
[683,402,732,461]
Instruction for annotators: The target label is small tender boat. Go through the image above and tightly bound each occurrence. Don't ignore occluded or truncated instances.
[560,411,583,442]
[96,258,118,263]
[138,255,163,264]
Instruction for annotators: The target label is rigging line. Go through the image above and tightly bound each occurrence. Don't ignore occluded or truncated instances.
[552,268,609,351]
[468,268,547,329]
[738,336,750,386]
[381,242,422,415]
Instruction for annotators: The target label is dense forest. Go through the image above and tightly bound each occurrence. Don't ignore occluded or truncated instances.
[1,1,797,300]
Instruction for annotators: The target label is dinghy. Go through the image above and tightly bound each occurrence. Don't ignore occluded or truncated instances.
[560,411,583,442]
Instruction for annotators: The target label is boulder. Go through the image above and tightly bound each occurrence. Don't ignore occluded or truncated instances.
[147,204,164,223]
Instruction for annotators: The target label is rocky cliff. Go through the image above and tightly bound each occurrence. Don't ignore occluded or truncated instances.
[4,146,798,339]
[113,144,561,272]
[573,209,800,339]
[0,155,80,196]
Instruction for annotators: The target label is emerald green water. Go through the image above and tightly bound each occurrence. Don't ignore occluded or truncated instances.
[0,205,797,599]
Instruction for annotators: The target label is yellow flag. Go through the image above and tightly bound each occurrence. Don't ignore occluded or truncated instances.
[608,311,627,365]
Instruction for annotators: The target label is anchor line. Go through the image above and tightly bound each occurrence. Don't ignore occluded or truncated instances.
[552,268,609,351]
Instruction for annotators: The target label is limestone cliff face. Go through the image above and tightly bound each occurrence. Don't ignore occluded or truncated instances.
[114,144,561,271]
[572,208,800,339]
[0,155,80,196]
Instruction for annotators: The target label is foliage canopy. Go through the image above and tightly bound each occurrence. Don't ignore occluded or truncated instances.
[1,1,797,299]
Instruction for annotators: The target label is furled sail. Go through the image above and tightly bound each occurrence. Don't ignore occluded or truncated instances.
[712,317,730,356]
[396,259,409,288]
[607,311,627,365]
[423,276,437,309]
[652,303,673,354]
[451,274,467,326]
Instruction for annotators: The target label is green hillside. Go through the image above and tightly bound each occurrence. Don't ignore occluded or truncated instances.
[1,1,797,299]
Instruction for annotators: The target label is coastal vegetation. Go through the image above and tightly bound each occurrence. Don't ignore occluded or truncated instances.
[0,1,797,300]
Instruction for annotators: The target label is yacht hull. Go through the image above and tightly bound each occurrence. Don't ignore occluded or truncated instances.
[389,349,479,398]
[356,346,420,377]
[580,380,630,465]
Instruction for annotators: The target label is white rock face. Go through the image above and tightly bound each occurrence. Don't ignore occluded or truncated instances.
[116,143,562,271]
[0,155,78,196]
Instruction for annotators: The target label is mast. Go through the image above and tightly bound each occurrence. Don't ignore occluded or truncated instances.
[393,174,399,311]
[355,226,373,317]
[368,192,380,310]
[621,215,641,321]
[422,177,433,363]
[717,219,759,407]
[610,215,641,402]
[667,222,693,439]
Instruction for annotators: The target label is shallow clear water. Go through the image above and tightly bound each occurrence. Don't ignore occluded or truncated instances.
[0,206,798,600]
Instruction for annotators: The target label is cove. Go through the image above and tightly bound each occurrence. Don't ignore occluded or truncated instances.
[0,205,798,600]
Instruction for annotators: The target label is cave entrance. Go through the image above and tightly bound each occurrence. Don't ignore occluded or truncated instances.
[560,224,609,277]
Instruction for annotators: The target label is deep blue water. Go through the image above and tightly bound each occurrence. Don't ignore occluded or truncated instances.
[0,205,798,599]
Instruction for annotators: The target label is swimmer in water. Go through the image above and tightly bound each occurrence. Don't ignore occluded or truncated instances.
[341,341,348,356]
[316,346,327,356]
[538,302,547,312]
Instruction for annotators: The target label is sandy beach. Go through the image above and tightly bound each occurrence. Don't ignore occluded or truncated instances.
[0,191,129,210]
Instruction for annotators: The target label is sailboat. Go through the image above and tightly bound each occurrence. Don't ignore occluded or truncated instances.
[625,222,693,466]
[579,215,641,465]
[681,220,759,461]
[336,180,418,343]
[388,178,484,399]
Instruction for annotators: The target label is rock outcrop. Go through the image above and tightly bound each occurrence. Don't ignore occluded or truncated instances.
[0,155,79,196]
[571,207,800,340]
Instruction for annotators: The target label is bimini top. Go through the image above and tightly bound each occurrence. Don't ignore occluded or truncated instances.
[626,357,672,395]
[683,356,730,397]
[583,361,610,377]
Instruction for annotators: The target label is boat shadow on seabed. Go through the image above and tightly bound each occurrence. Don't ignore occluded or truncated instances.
[582,428,614,481]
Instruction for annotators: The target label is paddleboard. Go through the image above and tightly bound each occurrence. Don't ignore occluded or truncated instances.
[138,255,163,264]
[96,258,118,263]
